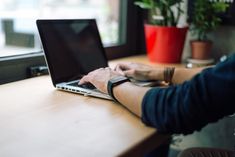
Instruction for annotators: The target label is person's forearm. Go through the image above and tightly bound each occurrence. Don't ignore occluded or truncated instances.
[172,66,215,84]
[149,67,207,84]
[112,82,151,117]
[172,67,205,84]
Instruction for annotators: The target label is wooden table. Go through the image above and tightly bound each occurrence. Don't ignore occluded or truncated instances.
[0,55,172,157]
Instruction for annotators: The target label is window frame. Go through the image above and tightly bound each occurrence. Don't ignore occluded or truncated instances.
[0,0,145,84]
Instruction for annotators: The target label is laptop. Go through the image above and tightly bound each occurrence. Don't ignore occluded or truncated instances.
[36,19,112,100]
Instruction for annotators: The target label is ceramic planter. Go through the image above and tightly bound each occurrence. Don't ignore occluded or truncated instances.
[144,24,188,63]
[190,40,213,60]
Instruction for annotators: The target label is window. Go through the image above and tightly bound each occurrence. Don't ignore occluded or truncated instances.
[0,0,120,57]
[0,0,144,84]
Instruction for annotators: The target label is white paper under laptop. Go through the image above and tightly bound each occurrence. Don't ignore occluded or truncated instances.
[36,19,112,100]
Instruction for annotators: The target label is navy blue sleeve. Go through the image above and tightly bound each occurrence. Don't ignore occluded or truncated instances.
[141,54,235,135]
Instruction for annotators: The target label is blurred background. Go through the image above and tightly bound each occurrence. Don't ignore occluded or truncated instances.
[0,0,120,57]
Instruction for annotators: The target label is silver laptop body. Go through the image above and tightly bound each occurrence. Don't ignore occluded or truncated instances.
[36,19,112,100]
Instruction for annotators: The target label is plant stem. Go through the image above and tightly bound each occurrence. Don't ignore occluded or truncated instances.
[176,3,181,26]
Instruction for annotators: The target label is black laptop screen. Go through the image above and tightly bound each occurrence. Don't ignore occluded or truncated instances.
[36,19,108,86]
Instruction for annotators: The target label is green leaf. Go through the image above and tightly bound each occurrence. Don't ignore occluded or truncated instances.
[189,0,228,40]
[134,0,184,26]
[134,1,152,9]
[212,2,229,13]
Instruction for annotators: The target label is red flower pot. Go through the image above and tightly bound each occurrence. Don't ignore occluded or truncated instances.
[144,25,188,63]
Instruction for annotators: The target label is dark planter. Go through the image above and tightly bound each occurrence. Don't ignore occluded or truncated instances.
[144,24,188,63]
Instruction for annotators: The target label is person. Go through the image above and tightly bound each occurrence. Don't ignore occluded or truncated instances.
[79,54,235,156]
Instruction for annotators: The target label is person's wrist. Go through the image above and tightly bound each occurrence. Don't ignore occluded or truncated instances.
[149,68,164,81]
[107,76,130,102]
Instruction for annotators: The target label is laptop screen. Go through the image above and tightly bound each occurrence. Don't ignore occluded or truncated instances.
[36,19,108,86]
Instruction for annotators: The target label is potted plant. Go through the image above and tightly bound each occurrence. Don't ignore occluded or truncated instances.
[189,0,228,60]
[134,0,188,63]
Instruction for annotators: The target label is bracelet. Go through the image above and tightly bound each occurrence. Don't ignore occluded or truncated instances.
[163,67,175,85]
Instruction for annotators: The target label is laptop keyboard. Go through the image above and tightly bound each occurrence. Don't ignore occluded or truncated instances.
[56,81,112,100]
[68,82,96,90]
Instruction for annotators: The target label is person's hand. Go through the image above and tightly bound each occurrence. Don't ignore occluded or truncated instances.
[79,67,121,94]
[115,62,163,81]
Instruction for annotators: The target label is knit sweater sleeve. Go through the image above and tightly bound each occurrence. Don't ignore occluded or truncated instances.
[141,54,235,135]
